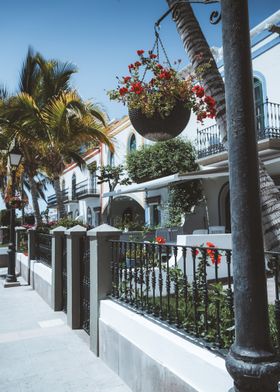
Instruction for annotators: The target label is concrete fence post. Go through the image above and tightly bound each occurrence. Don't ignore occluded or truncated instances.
[50,226,66,311]
[15,226,27,252]
[87,224,122,356]
[27,229,36,285]
[66,225,87,329]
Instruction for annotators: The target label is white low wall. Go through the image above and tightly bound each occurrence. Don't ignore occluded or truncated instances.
[16,253,52,306]
[99,300,233,392]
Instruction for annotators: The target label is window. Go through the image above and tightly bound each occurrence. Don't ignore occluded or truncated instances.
[129,134,136,152]
[254,77,264,133]
[72,174,76,199]
[62,179,65,191]
[74,209,79,219]
[87,207,92,226]
[90,170,97,193]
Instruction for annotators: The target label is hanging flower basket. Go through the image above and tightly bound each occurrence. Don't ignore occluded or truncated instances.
[108,50,217,142]
[129,101,191,141]
[6,196,27,210]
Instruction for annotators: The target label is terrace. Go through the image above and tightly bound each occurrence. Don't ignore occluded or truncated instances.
[196,100,280,159]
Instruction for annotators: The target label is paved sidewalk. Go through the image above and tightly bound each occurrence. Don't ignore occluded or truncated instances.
[0,268,131,392]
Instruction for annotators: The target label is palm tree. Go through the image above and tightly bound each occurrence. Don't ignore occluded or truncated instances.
[38,91,113,218]
[166,0,280,251]
[0,48,112,221]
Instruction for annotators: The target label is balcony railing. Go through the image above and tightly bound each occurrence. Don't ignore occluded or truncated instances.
[47,188,69,206]
[47,194,57,206]
[196,101,280,158]
[75,179,98,199]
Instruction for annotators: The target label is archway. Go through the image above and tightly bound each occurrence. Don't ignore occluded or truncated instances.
[103,196,145,230]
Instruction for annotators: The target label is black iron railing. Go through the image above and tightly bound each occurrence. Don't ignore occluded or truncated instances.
[76,179,97,198]
[80,236,90,334]
[196,101,280,158]
[47,194,57,206]
[47,189,68,206]
[110,241,280,356]
[17,231,28,254]
[62,188,69,202]
[35,232,52,267]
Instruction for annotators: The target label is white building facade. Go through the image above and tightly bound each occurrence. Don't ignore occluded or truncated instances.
[48,11,280,233]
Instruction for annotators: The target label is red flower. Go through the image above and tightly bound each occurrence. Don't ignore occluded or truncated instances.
[119,87,128,96]
[130,82,143,94]
[192,85,205,98]
[159,70,171,80]
[206,242,221,265]
[150,53,157,59]
[134,61,142,67]
[137,50,145,56]
[156,236,166,244]
[204,95,216,107]
[157,64,163,69]
[197,111,207,122]
[128,63,135,70]
[123,76,131,83]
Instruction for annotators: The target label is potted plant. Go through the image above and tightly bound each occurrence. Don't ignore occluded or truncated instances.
[5,195,27,210]
[108,50,216,141]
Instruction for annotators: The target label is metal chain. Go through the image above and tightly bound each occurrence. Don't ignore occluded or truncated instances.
[141,27,172,82]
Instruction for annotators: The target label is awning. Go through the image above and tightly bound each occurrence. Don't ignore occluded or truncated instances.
[103,167,229,198]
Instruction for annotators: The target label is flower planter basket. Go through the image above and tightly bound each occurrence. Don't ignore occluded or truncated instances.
[129,101,191,142]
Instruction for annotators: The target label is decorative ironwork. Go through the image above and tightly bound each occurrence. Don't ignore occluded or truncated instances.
[61,236,67,313]
[109,240,280,356]
[76,179,97,199]
[80,236,90,334]
[196,101,280,158]
[210,10,221,25]
[35,232,52,267]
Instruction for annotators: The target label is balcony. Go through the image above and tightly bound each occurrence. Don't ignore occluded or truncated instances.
[47,188,69,207]
[75,179,98,199]
[196,101,280,159]
[47,194,57,207]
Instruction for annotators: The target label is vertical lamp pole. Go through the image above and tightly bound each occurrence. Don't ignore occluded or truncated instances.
[5,145,23,287]
[221,0,280,390]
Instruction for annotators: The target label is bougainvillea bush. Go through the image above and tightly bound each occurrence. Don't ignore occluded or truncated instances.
[108,50,216,122]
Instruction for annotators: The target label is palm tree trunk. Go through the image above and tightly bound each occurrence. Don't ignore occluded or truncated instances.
[53,177,66,219]
[29,175,42,225]
[167,0,280,251]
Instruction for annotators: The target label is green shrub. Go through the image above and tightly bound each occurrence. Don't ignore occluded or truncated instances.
[0,209,10,226]
[126,138,203,226]
[126,138,198,183]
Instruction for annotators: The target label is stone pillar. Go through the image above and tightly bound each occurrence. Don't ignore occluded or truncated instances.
[50,226,66,311]
[27,229,36,285]
[15,226,27,252]
[66,225,87,329]
[88,223,122,356]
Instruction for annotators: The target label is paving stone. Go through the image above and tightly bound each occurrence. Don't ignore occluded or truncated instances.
[0,267,131,392]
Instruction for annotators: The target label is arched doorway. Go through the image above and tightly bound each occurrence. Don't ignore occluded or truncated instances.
[103,196,145,230]
[218,182,231,232]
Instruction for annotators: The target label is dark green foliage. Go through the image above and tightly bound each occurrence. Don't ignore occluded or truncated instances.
[126,137,198,183]
[97,165,131,192]
[168,181,203,226]
[126,138,202,226]
[0,209,10,226]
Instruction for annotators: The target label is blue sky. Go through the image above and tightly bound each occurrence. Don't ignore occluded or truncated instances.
[0,0,279,122]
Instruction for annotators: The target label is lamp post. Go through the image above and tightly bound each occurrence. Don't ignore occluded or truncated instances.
[220,0,280,390]
[4,144,23,287]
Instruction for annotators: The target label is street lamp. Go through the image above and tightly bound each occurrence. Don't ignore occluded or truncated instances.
[4,144,23,287]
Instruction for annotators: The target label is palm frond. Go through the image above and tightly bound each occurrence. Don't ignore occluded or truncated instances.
[18,47,41,96]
